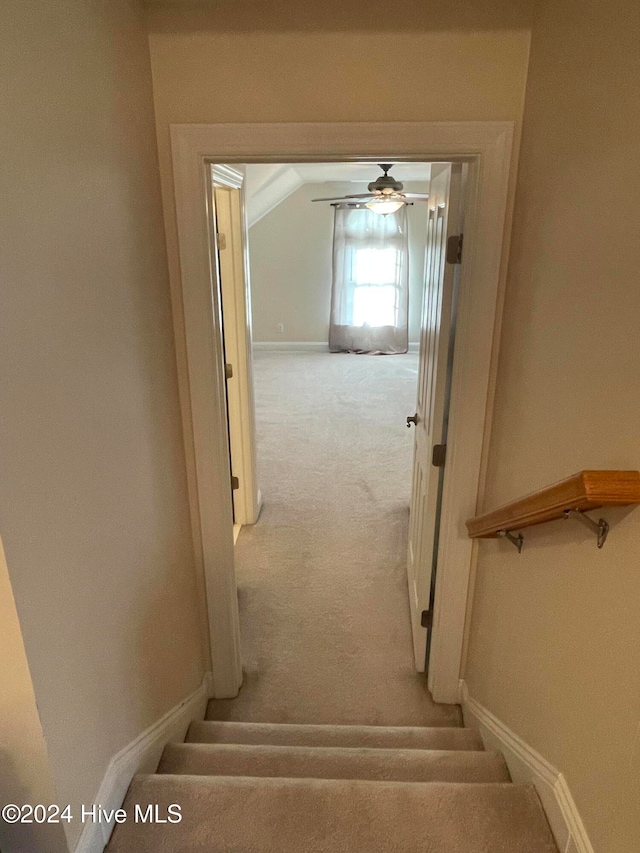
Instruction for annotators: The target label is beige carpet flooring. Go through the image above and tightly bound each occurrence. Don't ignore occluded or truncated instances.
[107,718,558,853]
[158,741,510,782]
[109,775,558,853]
[208,351,460,727]
[106,351,559,853]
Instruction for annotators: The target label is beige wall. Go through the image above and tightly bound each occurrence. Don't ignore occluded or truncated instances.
[249,183,429,343]
[0,539,68,853]
[464,1,640,851]
[0,1,205,847]
[145,3,533,138]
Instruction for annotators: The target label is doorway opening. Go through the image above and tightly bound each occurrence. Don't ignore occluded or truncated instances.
[209,159,467,724]
[169,120,514,704]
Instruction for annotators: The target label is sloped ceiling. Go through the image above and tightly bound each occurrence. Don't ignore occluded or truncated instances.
[245,162,432,228]
[244,165,303,227]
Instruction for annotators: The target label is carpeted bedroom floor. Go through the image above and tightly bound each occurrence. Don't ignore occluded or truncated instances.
[208,350,460,727]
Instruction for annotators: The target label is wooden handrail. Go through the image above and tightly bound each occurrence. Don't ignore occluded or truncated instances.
[466,470,640,543]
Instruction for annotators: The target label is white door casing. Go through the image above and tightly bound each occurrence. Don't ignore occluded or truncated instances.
[407,163,463,672]
[169,122,514,701]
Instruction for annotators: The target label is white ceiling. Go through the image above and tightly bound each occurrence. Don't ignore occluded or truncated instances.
[293,162,432,183]
[244,162,432,227]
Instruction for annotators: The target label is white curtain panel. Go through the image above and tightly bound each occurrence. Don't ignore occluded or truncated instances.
[329,204,409,354]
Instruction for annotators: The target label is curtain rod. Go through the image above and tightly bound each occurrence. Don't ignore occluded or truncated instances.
[329,202,414,208]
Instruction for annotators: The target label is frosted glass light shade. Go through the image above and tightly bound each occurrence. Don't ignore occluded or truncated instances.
[365,198,405,215]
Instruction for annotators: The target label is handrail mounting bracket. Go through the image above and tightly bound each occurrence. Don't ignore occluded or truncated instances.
[497,529,524,553]
[563,509,609,549]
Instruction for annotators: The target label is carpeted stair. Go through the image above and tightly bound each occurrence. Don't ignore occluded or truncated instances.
[106,720,559,852]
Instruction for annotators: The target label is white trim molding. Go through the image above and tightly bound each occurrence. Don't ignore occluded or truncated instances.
[460,681,595,853]
[169,121,515,703]
[74,673,212,853]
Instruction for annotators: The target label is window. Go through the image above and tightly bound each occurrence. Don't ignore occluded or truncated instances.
[330,206,409,353]
[354,247,399,287]
[353,285,398,327]
[351,246,401,327]
[353,247,399,326]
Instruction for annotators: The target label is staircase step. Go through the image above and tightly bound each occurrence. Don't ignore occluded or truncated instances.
[158,742,509,783]
[106,775,558,853]
[187,720,483,751]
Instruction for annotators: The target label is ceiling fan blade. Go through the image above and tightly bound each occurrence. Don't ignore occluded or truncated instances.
[311,193,376,202]
[402,193,430,199]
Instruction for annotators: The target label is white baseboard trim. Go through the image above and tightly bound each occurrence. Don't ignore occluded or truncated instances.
[253,341,329,352]
[74,672,213,853]
[459,680,594,853]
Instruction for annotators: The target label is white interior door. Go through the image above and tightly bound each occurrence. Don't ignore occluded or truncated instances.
[212,170,261,529]
[406,163,463,672]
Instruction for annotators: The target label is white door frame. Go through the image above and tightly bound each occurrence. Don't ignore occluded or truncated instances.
[170,122,514,702]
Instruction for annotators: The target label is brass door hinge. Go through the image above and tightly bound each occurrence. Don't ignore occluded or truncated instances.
[446,234,463,264]
[225,363,233,380]
[432,444,447,467]
[217,232,227,251]
[421,610,433,629]
[231,475,239,490]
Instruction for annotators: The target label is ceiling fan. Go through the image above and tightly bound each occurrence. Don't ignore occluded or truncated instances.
[311,164,429,215]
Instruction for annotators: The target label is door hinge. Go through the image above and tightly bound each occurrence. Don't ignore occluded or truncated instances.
[217,231,227,251]
[421,610,433,629]
[225,363,233,380]
[231,475,239,490]
[432,444,447,467]
[446,234,463,264]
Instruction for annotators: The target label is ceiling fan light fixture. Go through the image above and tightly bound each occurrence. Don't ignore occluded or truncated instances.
[365,196,405,215]
[311,164,428,208]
